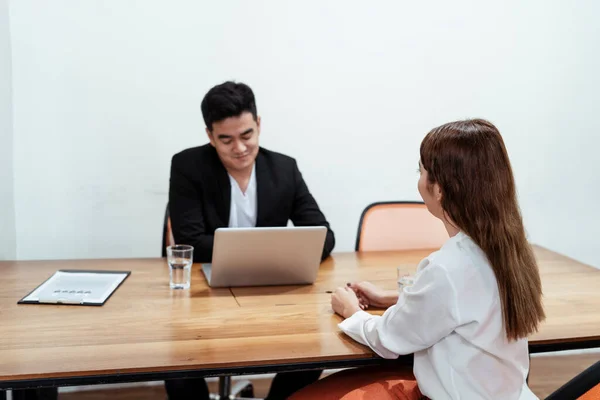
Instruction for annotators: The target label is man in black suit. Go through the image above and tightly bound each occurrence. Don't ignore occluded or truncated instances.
[165,81,335,400]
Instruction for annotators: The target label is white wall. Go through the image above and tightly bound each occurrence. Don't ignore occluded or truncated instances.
[0,0,16,260]
[8,1,600,267]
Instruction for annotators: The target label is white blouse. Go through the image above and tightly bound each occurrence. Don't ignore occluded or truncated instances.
[339,231,538,399]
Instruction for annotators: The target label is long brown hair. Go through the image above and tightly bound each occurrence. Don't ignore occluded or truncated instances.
[420,119,545,340]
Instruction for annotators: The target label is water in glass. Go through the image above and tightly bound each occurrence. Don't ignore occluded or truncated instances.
[169,257,192,289]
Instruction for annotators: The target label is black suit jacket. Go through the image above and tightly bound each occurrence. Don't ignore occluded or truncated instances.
[168,144,335,263]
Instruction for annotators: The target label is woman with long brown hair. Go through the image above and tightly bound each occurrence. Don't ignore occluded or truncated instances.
[291,119,545,399]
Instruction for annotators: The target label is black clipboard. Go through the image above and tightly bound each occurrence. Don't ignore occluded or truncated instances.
[18,269,131,306]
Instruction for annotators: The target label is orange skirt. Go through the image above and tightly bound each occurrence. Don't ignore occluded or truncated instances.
[289,365,427,400]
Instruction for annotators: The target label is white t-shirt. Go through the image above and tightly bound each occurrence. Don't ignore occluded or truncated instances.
[339,231,538,400]
[227,164,257,228]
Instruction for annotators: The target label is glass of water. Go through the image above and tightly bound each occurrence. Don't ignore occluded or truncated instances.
[397,265,415,293]
[167,245,194,289]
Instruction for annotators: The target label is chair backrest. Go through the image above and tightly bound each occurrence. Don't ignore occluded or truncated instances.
[580,384,600,400]
[355,201,449,252]
[161,204,175,257]
[546,360,600,400]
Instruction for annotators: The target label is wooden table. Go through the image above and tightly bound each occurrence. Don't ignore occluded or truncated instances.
[1,246,599,390]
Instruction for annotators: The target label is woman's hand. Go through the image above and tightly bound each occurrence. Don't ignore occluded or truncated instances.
[349,281,398,309]
[331,286,362,319]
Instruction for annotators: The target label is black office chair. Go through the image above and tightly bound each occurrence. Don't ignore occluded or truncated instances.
[545,360,600,400]
[161,204,172,257]
[162,204,257,400]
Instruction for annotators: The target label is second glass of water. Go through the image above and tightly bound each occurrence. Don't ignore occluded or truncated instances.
[397,265,415,293]
[167,245,194,289]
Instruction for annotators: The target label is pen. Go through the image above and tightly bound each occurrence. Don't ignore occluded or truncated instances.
[325,283,352,294]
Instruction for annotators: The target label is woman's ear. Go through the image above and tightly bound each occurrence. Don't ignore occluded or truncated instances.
[434,183,443,202]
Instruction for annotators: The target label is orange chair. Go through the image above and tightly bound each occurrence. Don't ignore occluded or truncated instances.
[355,201,449,252]
[580,385,600,400]
[546,360,600,399]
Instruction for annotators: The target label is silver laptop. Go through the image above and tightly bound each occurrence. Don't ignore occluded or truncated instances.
[202,226,327,287]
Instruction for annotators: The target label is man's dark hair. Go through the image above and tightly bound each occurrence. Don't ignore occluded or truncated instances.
[201,81,258,131]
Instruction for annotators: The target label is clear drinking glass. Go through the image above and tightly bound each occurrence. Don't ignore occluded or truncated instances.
[167,245,193,289]
[397,265,415,293]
